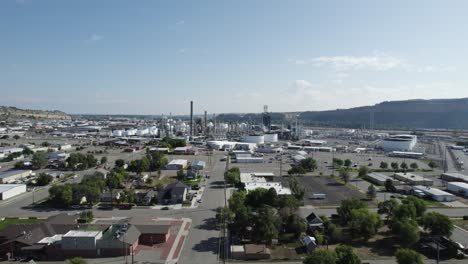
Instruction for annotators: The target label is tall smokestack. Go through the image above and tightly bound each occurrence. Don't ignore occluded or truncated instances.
[190,101,193,137]
[204,110,207,135]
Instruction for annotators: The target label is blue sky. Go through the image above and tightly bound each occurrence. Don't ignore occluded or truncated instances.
[1,0,468,115]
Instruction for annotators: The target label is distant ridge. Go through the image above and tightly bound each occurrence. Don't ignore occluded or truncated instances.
[0,106,71,120]
[216,98,468,129]
[299,98,468,129]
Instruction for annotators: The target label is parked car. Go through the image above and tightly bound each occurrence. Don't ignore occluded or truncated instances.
[161,207,170,210]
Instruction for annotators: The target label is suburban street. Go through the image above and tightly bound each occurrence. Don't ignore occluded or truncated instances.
[1,151,468,263]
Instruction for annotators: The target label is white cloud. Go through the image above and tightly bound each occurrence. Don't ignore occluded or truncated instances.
[312,53,405,71]
[289,53,454,73]
[176,20,185,25]
[15,0,27,4]
[84,34,104,44]
[177,48,188,54]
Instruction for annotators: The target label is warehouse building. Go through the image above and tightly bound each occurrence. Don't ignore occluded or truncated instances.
[165,159,188,170]
[0,170,32,183]
[382,135,417,151]
[412,185,456,202]
[394,172,433,186]
[366,173,399,186]
[0,184,27,200]
[441,172,468,183]
[447,182,468,197]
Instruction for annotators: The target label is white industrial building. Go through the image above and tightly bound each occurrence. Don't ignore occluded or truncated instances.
[394,173,433,186]
[166,159,188,170]
[0,170,32,183]
[441,172,468,183]
[0,184,27,200]
[256,144,283,153]
[413,185,456,202]
[382,135,417,151]
[303,146,334,153]
[447,182,468,197]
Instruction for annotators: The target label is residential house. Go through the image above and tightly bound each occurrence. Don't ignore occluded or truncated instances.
[157,182,187,204]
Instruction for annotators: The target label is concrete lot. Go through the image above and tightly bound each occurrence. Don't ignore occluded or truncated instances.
[297,176,365,206]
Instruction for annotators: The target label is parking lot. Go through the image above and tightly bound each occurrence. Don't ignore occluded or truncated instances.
[296,175,365,206]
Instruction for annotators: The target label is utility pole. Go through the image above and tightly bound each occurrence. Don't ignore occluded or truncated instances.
[223,155,229,263]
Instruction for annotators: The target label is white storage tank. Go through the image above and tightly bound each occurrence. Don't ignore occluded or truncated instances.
[264,133,278,143]
[243,134,265,144]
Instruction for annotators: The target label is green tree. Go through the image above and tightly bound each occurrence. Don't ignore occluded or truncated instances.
[215,206,234,225]
[245,188,276,208]
[339,169,350,184]
[428,160,437,169]
[367,184,377,200]
[49,184,73,208]
[1,135,9,139]
[36,173,53,186]
[278,195,300,209]
[377,199,398,220]
[67,257,87,264]
[176,168,185,180]
[333,158,344,167]
[100,156,107,165]
[22,147,34,156]
[344,159,352,168]
[284,214,307,237]
[393,203,417,220]
[402,196,426,217]
[391,162,399,170]
[409,162,418,170]
[224,167,240,185]
[288,176,305,200]
[253,206,280,245]
[349,208,382,240]
[303,249,337,264]
[41,141,51,147]
[393,219,420,247]
[337,198,367,223]
[326,223,342,243]
[13,134,20,140]
[299,157,317,172]
[288,165,306,176]
[335,244,361,264]
[380,161,388,169]
[129,157,150,175]
[146,150,169,171]
[384,179,396,192]
[115,159,125,168]
[400,162,408,170]
[32,151,48,169]
[79,210,94,223]
[421,211,454,237]
[358,166,369,178]
[395,248,423,264]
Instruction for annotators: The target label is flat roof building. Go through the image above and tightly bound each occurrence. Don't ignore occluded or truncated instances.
[166,159,188,170]
[447,182,468,197]
[441,172,468,183]
[394,172,433,186]
[0,170,32,183]
[0,184,27,200]
[413,185,456,202]
[366,173,399,186]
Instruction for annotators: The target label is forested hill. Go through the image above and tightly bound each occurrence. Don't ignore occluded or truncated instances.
[299,98,468,129]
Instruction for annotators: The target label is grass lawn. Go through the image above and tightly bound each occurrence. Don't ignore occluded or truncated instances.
[153,175,177,188]
[452,219,468,231]
[420,198,447,208]
[184,176,202,187]
[0,218,44,231]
